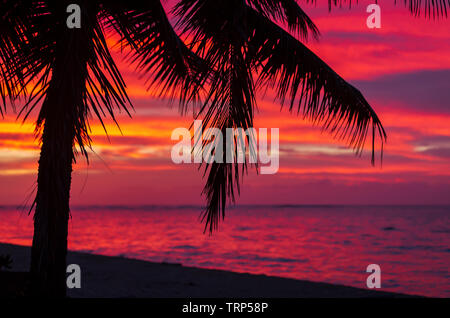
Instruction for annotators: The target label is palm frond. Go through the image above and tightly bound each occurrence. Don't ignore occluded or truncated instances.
[18,2,133,159]
[175,0,260,232]
[249,7,386,161]
[199,45,256,232]
[404,0,449,18]
[0,0,53,115]
[246,0,320,40]
[102,0,208,111]
[176,0,386,232]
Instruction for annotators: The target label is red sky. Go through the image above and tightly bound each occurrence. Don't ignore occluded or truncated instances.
[0,1,449,206]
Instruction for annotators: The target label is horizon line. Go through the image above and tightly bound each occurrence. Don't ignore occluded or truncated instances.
[1,203,449,211]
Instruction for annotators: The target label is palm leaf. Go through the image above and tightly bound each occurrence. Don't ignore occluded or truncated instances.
[404,0,449,17]
[0,0,53,115]
[175,0,262,232]
[102,0,208,110]
[12,2,133,158]
[247,7,386,160]
[176,0,386,232]
[246,0,320,40]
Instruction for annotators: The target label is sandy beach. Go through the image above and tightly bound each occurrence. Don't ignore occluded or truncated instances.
[0,242,413,298]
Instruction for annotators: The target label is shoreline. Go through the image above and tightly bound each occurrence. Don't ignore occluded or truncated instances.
[0,242,416,298]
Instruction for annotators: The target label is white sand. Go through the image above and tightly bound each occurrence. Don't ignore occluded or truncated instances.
[0,242,410,298]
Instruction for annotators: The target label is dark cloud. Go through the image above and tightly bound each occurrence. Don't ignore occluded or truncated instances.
[354,69,450,114]
[420,148,450,158]
[410,134,450,158]
[412,134,450,146]
[323,31,432,47]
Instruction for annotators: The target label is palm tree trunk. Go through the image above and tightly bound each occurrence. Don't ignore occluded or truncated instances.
[30,2,95,297]
[30,102,73,297]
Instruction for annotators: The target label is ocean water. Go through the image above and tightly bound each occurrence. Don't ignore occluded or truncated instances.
[0,205,449,297]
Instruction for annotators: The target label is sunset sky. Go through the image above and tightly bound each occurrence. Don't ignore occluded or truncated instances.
[0,1,449,206]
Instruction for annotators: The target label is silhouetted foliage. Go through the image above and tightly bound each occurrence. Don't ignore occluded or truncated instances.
[0,0,447,295]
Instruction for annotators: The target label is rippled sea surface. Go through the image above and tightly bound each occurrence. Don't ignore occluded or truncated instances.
[1,205,449,297]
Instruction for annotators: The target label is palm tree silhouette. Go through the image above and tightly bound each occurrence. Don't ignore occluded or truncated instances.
[0,0,447,297]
